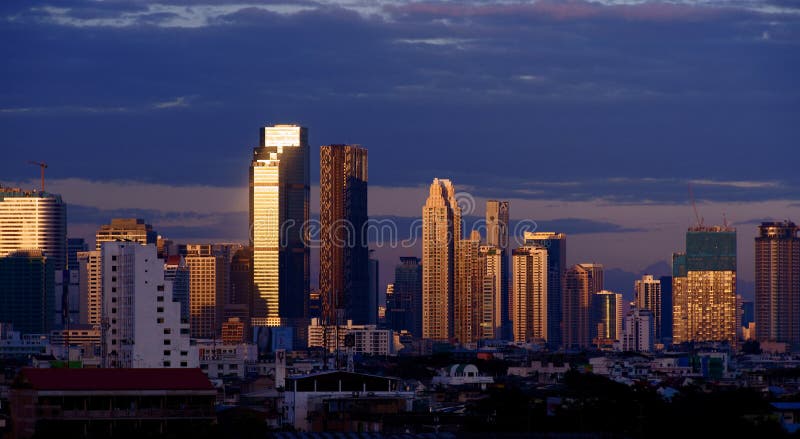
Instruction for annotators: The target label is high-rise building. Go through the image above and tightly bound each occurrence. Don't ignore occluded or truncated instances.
[659,275,673,343]
[511,246,548,343]
[0,186,67,271]
[227,246,253,338]
[755,221,800,349]
[480,245,504,340]
[672,226,737,345]
[523,232,566,348]
[485,200,510,339]
[422,179,461,341]
[368,257,379,325]
[101,242,195,368]
[185,244,225,339]
[164,255,190,324]
[564,264,604,349]
[387,257,422,337]
[454,230,482,344]
[319,144,369,325]
[250,124,310,326]
[77,250,101,326]
[592,290,623,346]
[620,308,654,353]
[0,250,54,334]
[741,301,754,328]
[67,238,87,271]
[634,274,662,342]
[95,218,157,249]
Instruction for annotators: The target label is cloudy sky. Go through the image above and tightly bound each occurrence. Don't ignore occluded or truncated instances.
[2,0,798,297]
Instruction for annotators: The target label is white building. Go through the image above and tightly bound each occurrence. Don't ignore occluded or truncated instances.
[431,364,494,389]
[197,340,257,379]
[307,318,397,356]
[620,308,654,353]
[101,242,196,368]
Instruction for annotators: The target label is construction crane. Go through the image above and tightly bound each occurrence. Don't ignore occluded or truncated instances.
[27,161,48,192]
[687,182,704,229]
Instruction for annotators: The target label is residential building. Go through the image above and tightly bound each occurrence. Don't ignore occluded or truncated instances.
[307,318,397,356]
[454,230,482,344]
[94,218,157,249]
[77,250,102,326]
[0,250,54,334]
[485,200,510,338]
[480,245,504,339]
[523,232,566,348]
[593,290,623,346]
[387,257,422,337]
[635,274,662,342]
[755,221,800,349]
[511,246,548,343]
[620,308,654,353]
[0,186,67,271]
[185,244,225,339]
[164,255,190,323]
[564,263,604,349]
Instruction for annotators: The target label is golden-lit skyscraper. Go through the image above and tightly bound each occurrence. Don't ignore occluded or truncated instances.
[0,186,66,271]
[422,178,461,341]
[672,226,737,345]
[454,230,482,344]
[511,246,548,343]
[480,245,504,340]
[95,218,157,250]
[523,232,566,348]
[755,221,800,348]
[319,144,369,325]
[564,263,603,349]
[485,200,510,339]
[185,244,225,339]
[592,290,623,345]
[250,124,310,326]
[634,274,662,342]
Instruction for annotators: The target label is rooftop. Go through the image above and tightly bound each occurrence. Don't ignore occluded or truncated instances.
[14,368,214,391]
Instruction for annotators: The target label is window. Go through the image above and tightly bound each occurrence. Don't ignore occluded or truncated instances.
[111,329,117,335]
[163,328,172,335]
[157,307,164,313]
[157,296,164,302]
[111,339,117,345]
[111,255,117,261]
[111,287,116,293]
[111,308,117,314]
[157,318,165,324]
[180,351,188,356]
[164,350,171,356]
[163,361,171,367]
[112,276,117,282]
[111,297,117,303]
[180,362,188,367]
[180,328,189,335]
[157,285,165,292]
[163,339,171,345]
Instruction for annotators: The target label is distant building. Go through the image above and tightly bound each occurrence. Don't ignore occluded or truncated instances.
[0,186,67,271]
[659,275,673,343]
[101,242,196,368]
[250,124,310,326]
[564,264,604,349]
[511,246,548,343]
[10,368,216,439]
[432,363,494,389]
[485,200,510,339]
[480,244,504,340]
[454,230,482,344]
[741,301,754,328]
[221,317,245,344]
[755,221,800,350]
[672,226,737,345]
[0,250,54,334]
[66,238,87,271]
[523,232,566,348]
[95,218,157,249]
[307,318,396,356]
[368,257,380,325]
[164,255,190,324]
[77,250,102,327]
[387,257,422,337]
[185,244,226,339]
[422,178,461,341]
[592,290,623,347]
[634,274,662,342]
[197,340,257,379]
[620,308,654,353]
[228,246,253,332]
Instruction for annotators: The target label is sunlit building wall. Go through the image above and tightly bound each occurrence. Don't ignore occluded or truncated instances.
[511,246,548,343]
[480,245,504,340]
[0,186,66,271]
[485,200,510,339]
[523,232,566,348]
[454,230,482,344]
[634,274,662,342]
[755,221,800,349]
[185,244,225,339]
[564,263,603,349]
[95,218,157,250]
[592,290,623,343]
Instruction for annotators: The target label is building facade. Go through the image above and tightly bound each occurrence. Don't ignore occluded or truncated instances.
[592,290,623,346]
[387,257,422,337]
[523,232,566,348]
[250,124,310,326]
[480,245,504,340]
[0,250,54,334]
[755,221,800,349]
[94,218,157,249]
[0,186,66,271]
[421,179,461,341]
[511,246,548,343]
[564,263,604,349]
[485,200,510,339]
[620,308,654,353]
[634,274,662,342]
[454,230,482,344]
[185,244,225,339]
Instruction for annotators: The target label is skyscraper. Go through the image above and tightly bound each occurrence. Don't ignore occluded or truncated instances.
[755,221,800,349]
[592,290,623,345]
[95,218,157,249]
[77,250,101,326]
[185,244,225,339]
[672,226,738,345]
[454,230,482,344]
[524,232,566,348]
[319,144,369,325]
[388,257,422,337]
[511,246,548,343]
[659,275,673,343]
[422,178,461,341]
[227,246,253,337]
[164,255,190,324]
[250,124,310,326]
[621,308,654,353]
[480,245,504,340]
[0,250,54,334]
[67,238,87,271]
[101,242,195,368]
[564,264,604,349]
[485,200,510,339]
[0,186,66,271]
[634,274,662,343]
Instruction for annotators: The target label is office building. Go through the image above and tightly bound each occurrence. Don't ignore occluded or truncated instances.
[163,255,190,323]
[620,308,654,353]
[368,257,379,325]
[307,318,396,356]
[95,218,157,249]
[755,221,800,349]
[185,244,225,339]
[77,250,101,326]
[480,245,504,340]
[319,144,369,326]
[672,226,738,345]
[592,290,623,346]
[387,257,422,337]
[660,275,673,343]
[511,246,548,343]
[485,200,510,338]
[422,178,461,341]
[0,250,54,334]
[250,124,310,326]
[634,274,662,342]
[564,263,604,349]
[454,230,482,344]
[66,238,87,271]
[0,186,66,271]
[523,232,566,348]
[101,242,195,368]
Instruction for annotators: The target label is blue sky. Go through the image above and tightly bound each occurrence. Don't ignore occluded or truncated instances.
[2,0,799,296]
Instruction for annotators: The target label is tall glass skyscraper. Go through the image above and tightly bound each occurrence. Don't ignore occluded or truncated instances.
[755,221,800,349]
[524,231,566,348]
[388,257,422,337]
[0,186,66,271]
[485,200,510,339]
[564,263,603,349]
[319,144,369,325]
[250,124,310,326]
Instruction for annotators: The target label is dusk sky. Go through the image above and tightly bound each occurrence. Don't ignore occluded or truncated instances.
[2,0,799,298]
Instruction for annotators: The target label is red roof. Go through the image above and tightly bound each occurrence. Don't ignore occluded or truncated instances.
[17,368,214,391]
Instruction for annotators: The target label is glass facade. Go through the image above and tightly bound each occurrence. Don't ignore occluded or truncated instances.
[523,232,566,348]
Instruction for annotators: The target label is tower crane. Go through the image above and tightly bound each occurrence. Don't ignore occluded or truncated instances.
[27,161,48,192]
